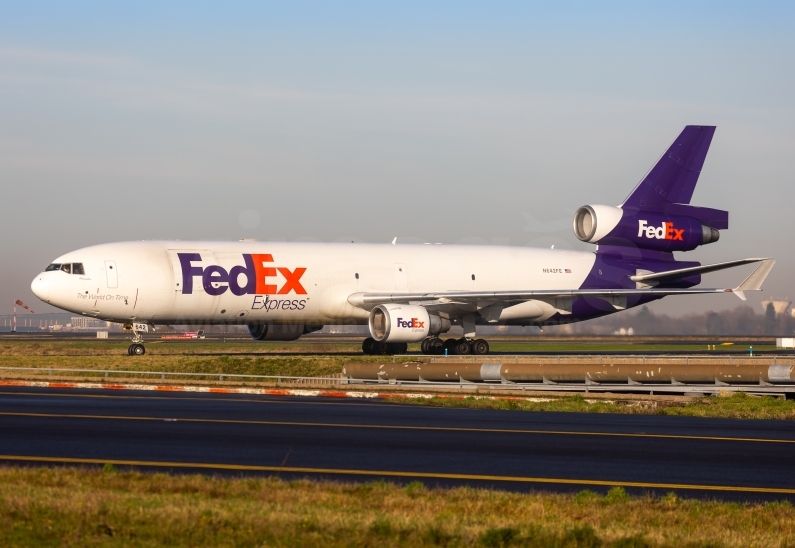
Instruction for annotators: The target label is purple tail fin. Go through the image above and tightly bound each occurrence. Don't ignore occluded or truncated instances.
[622,125,716,212]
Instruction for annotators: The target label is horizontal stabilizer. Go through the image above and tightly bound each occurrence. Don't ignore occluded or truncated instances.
[630,258,768,284]
[732,259,776,301]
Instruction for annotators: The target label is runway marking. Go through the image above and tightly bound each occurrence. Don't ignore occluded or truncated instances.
[1,411,794,445]
[0,454,793,495]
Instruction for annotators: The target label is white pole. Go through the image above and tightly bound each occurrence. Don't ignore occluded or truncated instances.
[12,303,16,333]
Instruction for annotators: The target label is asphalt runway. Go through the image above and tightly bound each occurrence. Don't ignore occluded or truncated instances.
[1,387,794,501]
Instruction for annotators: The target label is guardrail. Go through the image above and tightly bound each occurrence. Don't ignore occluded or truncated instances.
[0,365,794,397]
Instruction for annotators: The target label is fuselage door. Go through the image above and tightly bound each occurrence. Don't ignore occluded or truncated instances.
[104,261,118,288]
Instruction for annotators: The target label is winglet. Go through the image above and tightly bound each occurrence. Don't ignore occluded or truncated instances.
[732,259,775,301]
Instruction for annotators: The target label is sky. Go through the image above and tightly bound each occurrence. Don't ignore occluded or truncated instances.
[1,1,793,318]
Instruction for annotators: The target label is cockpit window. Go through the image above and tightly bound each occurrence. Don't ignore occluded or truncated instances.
[45,264,61,272]
[60,264,72,274]
[72,263,85,275]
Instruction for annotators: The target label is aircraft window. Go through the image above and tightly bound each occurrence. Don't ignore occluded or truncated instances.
[45,264,61,272]
[60,264,72,274]
[72,263,85,275]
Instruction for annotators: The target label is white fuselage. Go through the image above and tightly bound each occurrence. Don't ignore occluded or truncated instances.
[31,240,596,326]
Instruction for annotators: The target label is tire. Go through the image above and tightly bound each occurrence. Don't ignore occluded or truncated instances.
[373,341,389,355]
[420,339,430,354]
[127,344,134,356]
[453,338,471,355]
[472,339,489,355]
[389,342,408,355]
[442,338,457,355]
[362,337,376,355]
[131,343,146,356]
[430,338,444,355]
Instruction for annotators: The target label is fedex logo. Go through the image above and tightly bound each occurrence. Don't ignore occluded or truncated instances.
[637,220,684,241]
[178,253,307,296]
[397,317,425,329]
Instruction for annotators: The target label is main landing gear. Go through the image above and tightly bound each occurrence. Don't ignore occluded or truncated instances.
[127,327,146,356]
[421,337,489,355]
[360,337,490,355]
[362,338,408,355]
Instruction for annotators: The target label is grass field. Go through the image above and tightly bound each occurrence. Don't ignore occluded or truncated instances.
[0,338,778,378]
[0,466,792,547]
[1,338,794,420]
[391,392,795,420]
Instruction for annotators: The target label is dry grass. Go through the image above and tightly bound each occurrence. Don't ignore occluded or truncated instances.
[0,466,792,547]
[0,340,402,379]
[392,392,795,421]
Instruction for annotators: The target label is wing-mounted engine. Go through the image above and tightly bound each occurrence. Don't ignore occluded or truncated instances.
[248,323,323,341]
[573,204,721,252]
[368,304,450,343]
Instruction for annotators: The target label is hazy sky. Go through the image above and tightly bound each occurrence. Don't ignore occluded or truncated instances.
[1,1,793,318]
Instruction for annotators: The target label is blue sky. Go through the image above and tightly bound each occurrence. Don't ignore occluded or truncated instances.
[1,1,794,316]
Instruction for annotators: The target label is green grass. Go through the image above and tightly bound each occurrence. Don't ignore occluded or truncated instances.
[390,392,795,420]
[2,339,793,420]
[0,466,792,547]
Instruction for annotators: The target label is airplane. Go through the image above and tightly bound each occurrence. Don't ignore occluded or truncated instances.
[30,126,775,356]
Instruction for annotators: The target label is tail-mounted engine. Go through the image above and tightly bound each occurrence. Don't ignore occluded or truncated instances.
[368,304,450,343]
[573,204,722,252]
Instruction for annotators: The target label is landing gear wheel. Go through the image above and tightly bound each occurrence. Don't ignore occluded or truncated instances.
[443,338,457,355]
[472,339,490,355]
[453,338,472,355]
[127,344,133,356]
[388,342,408,355]
[430,338,444,355]
[421,338,431,354]
[373,341,388,355]
[130,343,146,356]
[362,337,376,355]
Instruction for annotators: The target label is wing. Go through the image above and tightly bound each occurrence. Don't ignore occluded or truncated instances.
[347,259,776,313]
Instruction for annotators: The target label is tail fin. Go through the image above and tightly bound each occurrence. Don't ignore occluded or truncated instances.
[622,125,716,212]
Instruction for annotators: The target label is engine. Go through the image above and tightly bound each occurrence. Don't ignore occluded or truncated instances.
[572,205,624,243]
[573,204,720,252]
[368,304,450,343]
[247,323,323,341]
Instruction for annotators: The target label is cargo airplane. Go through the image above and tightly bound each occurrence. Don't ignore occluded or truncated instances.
[31,126,774,356]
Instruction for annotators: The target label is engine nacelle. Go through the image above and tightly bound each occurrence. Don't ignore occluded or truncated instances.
[247,323,323,341]
[368,304,450,343]
[572,205,624,243]
[573,204,720,252]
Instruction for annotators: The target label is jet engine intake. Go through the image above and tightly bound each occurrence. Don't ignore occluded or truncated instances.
[368,304,450,343]
[573,205,624,243]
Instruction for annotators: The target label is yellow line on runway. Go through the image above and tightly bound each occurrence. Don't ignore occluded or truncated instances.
[1,411,793,445]
[0,454,792,495]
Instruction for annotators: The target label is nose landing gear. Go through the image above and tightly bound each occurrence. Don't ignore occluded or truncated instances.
[125,324,146,356]
[128,343,146,356]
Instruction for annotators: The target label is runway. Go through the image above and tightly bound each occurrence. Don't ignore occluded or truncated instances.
[1,387,794,501]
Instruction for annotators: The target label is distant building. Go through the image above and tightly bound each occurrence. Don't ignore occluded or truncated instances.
[70,317,121,331]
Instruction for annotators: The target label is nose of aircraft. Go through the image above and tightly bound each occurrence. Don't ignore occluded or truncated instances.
[31,274,51,302]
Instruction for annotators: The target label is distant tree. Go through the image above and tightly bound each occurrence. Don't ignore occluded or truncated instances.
[764,302,777,335]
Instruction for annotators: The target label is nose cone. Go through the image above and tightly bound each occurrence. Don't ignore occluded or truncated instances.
[31,274,51,302]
